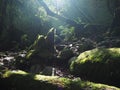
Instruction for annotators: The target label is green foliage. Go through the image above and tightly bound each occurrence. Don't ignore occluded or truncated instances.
[59,25,75,41]
[70,48,120,87]
[0,0,53,50]
[0,70,119,90]
[0,0,115,51]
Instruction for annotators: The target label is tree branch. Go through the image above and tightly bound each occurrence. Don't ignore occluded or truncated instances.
[38,0,84,27]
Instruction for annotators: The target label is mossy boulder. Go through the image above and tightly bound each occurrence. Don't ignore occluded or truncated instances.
[15,28,55,71]
[26,28,55,59]
[26,35,53,59]
[14,35,47,70]
[26,28,55,63]
[45,27,54,49]
[70,48,120,87]
[0,70,119,90]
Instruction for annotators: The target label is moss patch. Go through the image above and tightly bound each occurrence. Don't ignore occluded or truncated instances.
[0,70,120,90]
[70,48,120,87]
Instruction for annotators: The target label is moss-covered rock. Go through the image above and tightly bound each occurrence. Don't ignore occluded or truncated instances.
[15,28,55,71]
[26,28,55,60]
[26,35,52,59]
[27,29,54,60]
[45,27,54,49]
[70,48,120,87]
[0,70,119,90]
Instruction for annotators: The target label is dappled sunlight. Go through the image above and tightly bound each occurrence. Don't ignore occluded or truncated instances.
[34,74,59,81]
[1,70,119,90]
[0,0,120,89]
[70,48,120,87]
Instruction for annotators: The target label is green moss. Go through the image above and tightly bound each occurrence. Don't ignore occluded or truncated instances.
[26,50,35,59]
[70,48,120,87]
[33,35,45,48]
[3,70,28,78]
[73,48,120,64]
[80,81,120,90]
[26,31,54,59]
[0,70,119,90]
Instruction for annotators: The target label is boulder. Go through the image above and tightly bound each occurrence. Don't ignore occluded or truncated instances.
[26,28,55,63]
[15,28,55,71]
[70,48,120,87]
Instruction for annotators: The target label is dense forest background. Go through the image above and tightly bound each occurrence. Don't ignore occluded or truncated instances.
[0,0,120,90]
[0,0,119,50]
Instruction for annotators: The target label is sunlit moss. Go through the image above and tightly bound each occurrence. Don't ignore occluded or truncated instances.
[32,35,45,49]
[34,74,58,81]
[75,48,120,64]
[81,81,119,90]
[70,48,120,87]
[34,75,72,88]
[108,48,120,57]
[3,70,27,78]
[26,50,35,59]
[1,70,120,90]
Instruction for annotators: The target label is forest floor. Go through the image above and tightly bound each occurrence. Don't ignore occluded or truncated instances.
[0,50,120,90]
[0,50,72,78]
[0,39,120,90]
